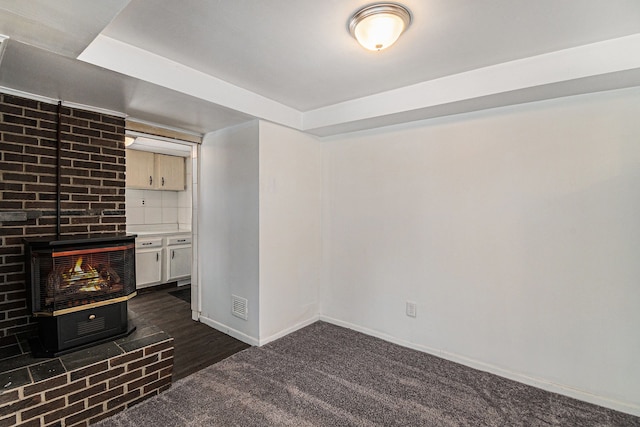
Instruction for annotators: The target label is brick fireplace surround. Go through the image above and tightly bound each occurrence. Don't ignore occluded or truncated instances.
[0,93,174,426]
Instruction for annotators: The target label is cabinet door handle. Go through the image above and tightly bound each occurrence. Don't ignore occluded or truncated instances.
[177,239,186,242]
[142,242,152,246]
[156,253,159,262]
[172,250,175,259]
[162,177,165,186]
[149,176,153,186]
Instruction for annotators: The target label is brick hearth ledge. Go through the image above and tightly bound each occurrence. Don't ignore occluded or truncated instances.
[0,311,174,426]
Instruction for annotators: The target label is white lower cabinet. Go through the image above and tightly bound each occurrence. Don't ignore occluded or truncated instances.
[166,245,191,281]
[135,233,191,289]
[135,238,163,288]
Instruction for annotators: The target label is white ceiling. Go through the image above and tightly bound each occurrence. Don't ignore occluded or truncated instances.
[1,0,640,136]
[0,0,130,57]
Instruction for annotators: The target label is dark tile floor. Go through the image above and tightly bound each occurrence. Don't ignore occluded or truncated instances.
[0,285,249,391]
[129,285,250,380]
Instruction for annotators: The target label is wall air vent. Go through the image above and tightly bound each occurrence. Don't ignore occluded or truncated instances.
[231,295,248,320]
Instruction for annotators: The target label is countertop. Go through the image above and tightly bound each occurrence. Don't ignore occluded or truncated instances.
[130,230,191,237]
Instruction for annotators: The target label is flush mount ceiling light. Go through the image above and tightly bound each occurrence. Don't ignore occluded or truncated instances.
[349,3,412,51]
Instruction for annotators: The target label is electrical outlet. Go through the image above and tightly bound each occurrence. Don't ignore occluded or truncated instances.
[406,301,417,318]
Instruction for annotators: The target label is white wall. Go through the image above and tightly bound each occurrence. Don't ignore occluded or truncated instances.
[198,120,322,344]
[321,87,640,414]
[199,121,260,342]
[258,121,322,343]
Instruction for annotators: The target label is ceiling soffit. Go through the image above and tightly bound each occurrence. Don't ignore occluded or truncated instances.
[79,33,640,136]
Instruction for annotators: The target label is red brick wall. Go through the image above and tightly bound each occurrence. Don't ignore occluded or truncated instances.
[0,93,126,337]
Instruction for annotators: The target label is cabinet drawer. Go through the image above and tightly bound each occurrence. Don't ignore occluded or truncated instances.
[167,235,192,245]
[136,237,163,249]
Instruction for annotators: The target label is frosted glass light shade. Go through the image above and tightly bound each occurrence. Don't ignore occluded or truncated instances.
[349,3,412,51]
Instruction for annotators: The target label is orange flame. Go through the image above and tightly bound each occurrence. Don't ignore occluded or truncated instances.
[73,257,83,273]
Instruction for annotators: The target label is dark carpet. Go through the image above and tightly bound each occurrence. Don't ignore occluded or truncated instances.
[168,287,191,304]
[96,321,639,426]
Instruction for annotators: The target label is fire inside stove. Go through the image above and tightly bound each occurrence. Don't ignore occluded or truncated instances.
[50,254,123,299]
[28,241,136,316]
[64,256,109,291]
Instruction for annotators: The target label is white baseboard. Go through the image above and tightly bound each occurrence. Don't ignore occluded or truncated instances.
[258,315,320,346]
[198,315,320,347]
[198,315,260,346]
[319,315,640,417]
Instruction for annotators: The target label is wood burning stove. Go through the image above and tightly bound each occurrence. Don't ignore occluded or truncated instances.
[24,235,137,356]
